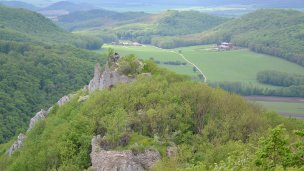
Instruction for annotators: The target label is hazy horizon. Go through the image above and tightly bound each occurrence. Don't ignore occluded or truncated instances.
[1,0,304,9]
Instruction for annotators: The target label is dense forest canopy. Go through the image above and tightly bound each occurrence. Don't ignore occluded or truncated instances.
[0,6,106,143]
[60,10,227,45]
[57,9,150,31]
[0,6,74,44]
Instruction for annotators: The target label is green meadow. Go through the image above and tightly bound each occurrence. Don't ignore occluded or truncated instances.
[254,101,304,118]
[101,44,198,78]
[101,44,304,88]
[99,44,304,116]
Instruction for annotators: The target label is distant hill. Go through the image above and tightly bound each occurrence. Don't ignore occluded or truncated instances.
[57,9,150,31]
[67,0,304,8]
[60,10,227,44]
[0,5,75,43]
[40,1,95,12]
[0,1,39,11]
[111,10,228,44]
[151,9,304,67]
[2,0,304,10]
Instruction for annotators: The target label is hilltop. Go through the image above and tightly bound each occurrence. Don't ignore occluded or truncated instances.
[1,56,303,170]
[0,1,39,11]
[0,5,76,44]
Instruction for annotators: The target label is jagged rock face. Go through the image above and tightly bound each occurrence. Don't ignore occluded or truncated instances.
[7,94,71,156]
[91,136,161,171]
[28,109,48,131]
[88,63,135,93]
[57,95,70,106]
[7,133,25,156]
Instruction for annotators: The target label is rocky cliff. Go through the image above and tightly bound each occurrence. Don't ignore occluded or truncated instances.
[7,57,137,156]
[91,135,161,171]
[7,95,72,156]
[88,62,135,93]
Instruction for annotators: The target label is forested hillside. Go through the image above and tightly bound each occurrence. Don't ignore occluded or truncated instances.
[0,6,106,143]
[0,6,103,49]
[64,10,227,44]
[1,58,303,170]
[58,9,150,31]
[114,11,228,44]
[151,9,304,67]
[0,6,75,44]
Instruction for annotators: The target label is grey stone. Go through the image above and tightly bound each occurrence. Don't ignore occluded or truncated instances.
[7,133,25,156]
[28,109,48,131]
[91,136,161,171]
[88,63,135,93]
[57,95,70,106]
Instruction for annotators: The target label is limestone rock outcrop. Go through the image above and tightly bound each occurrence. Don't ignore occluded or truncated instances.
[88,63,135,93]
[91,135,161,171]
[7,133,25,156]
[57,95,70,106]
[8,94,72,156]
[28,109,48,131]
[6,58,138,156]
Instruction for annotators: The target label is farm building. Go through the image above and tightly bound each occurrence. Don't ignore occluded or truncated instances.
[217,42,233,50]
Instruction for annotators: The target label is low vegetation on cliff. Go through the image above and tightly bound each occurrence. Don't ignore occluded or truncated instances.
[1,58,303,170]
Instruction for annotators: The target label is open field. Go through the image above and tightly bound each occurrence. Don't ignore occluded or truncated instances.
[246,96,304,118]
[175,45,304,87]
[101,44,304,88]
[99,44,304,118]
[101,44,198,78]
[252,101,304,119]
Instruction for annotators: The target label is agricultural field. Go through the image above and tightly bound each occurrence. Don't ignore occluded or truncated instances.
[254,101,304,119]
[99,44,304,117]
[101,44,199,78]
[101,44,304,88]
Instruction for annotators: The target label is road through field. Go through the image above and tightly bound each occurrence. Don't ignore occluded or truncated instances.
[169,50,207,82]
[151,45,207,82]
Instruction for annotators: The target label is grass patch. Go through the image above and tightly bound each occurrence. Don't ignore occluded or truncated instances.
[255,101,304,116]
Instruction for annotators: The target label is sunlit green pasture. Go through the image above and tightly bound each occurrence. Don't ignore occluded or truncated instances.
[100,44,304,89]
[254,101,304,118]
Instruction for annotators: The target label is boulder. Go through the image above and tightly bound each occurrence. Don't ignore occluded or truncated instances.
[91,136,161,171]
